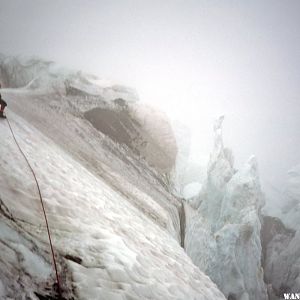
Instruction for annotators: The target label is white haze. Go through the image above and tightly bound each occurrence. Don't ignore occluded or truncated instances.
[0,0,299,197]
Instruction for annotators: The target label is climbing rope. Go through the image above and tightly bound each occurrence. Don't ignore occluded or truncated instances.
[5,115,61,296]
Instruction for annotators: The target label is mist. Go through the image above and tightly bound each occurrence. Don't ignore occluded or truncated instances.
[1,0,300,198]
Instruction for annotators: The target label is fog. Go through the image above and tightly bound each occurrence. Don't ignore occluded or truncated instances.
[1,0,299,199]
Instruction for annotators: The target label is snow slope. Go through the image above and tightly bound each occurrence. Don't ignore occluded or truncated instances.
[0,55,225,299]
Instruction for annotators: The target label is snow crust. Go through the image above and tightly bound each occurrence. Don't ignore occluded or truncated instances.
[0,209,59,298]
[185,116,268,300]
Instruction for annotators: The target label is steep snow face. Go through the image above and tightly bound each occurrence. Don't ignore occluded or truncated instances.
[0,54,138,101]
[0,81,225,299]
[185,117,267,300]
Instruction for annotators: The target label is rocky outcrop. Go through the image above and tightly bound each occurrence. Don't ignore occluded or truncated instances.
[261,166,300,299]
[261,216,296,299]
[84,102,177,175]
[185,116,268,300]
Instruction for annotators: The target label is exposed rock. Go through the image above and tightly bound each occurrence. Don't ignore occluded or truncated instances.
[84,102,177,175]
[261,215,296,299]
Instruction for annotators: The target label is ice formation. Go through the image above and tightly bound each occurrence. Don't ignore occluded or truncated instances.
[0,55,225,299]
[185,116,268,300]
[0,54,138,101]
[169,121,192,196]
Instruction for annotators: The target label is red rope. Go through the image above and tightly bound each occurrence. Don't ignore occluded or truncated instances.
[6,115,61,296]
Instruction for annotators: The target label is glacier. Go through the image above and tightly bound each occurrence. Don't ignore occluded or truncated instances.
[0,54,225,300]
[1,53,299,300]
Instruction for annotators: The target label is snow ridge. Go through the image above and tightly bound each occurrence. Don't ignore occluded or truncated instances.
[0,54,138,101]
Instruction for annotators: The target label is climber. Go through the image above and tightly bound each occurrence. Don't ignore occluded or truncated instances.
[0,95,7,118]
[0,85,7,118]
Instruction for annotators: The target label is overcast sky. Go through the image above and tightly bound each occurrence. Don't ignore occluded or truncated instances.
[0,0,299,193]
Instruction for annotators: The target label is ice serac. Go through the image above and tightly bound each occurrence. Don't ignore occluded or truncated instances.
[185,116,268,300]
[169,121,191,196]
[0,55,225,300]
[169,120,205,200]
